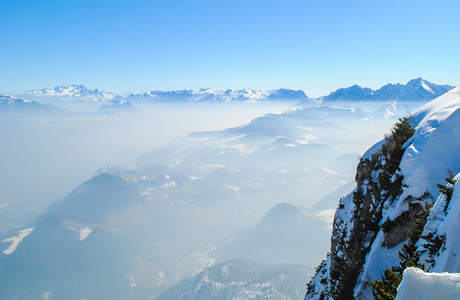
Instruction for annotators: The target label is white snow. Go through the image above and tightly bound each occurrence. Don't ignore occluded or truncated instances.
[2,227,34,255]
[421,80,435,95]
[361,139,385,160]
[79,227,93,241]
[25,85,116,102]
[137,88,306,103]
[41,291,52,300]
[296,135,318,144]
[400,87,460,198]
[198,164,228,173]
[421,172,460,273]
[395,268,460,300]
[223,185,240,194]
[322,168,341,176]
[128,275,137,287]
[316,209,336,229]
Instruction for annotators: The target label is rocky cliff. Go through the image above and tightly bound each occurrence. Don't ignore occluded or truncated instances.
[306,87,460,299]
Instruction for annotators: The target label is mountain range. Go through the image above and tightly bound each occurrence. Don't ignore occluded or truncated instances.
[23,84,116,102]
[15,78,454,103]
[323,77,454,102]
[0,95,59,115]
[127,88,309,103]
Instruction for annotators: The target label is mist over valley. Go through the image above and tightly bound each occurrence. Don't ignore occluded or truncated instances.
[0,80,448,299]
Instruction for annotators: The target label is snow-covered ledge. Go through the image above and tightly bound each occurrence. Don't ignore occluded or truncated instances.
[395,267,460,300]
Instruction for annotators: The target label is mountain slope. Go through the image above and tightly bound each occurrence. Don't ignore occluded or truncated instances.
[156,260,309,300]
[305,86,460,299]
[0,173,228,299]
[217,203,330,267]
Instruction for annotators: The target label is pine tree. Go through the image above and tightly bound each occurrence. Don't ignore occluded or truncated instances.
[370,269,402,300]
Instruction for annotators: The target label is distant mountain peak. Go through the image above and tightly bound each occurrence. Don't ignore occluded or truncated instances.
[97,98,135,114]
[24,85,116,102]
[0,95,58,114]
[128,88,308,103]
[324,78,454,101]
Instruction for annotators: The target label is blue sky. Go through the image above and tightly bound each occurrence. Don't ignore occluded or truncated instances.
[1,0,459,97]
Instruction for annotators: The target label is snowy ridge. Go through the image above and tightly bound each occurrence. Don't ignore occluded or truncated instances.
[0,95,58,114]
[24,85,117,102]
[323,78,454,102]
[16,78,453,104]
[128,88,308,103]
[306,87,460,299]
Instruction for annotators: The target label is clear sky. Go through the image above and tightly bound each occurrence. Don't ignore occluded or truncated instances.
[1,0,459,97]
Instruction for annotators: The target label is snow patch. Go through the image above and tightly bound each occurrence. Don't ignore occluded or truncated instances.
[79,227,93,241]
[297,135,318,144]
[223,185,240,194]
[316,209,336,229]
[2,227,34,255]
[322,168,341,176]
[41,291,52,300]
[421,80,435,95]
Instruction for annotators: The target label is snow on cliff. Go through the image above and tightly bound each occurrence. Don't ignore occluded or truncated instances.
[358,86,460,298]
[305,86,460,299]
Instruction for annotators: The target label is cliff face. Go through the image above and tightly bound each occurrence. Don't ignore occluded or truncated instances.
[306,87,460,299]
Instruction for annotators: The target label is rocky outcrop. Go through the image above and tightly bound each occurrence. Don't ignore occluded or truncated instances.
[306,117,421,299]
[306,87,460,300]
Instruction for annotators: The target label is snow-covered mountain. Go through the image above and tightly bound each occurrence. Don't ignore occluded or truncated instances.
[16,78,453,104]
[0,95,59,114]
[323,78,454,102]
[24,85,117,102]
[97,98,135,113]
[305,86,460,299]
[156,260,309,300]
[127,88,308,103]
[0,173,227,299]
